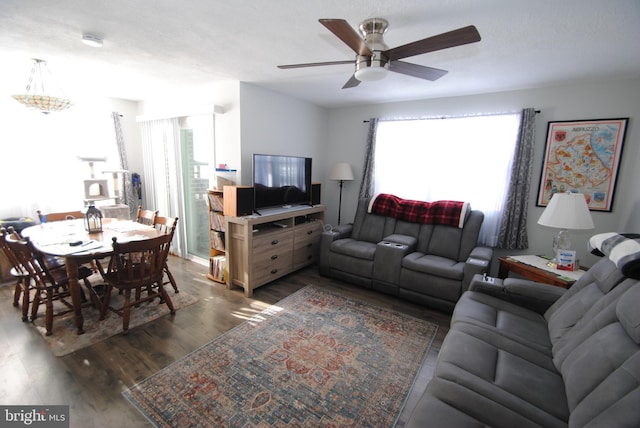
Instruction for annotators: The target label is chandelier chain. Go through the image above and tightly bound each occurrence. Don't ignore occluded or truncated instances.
[25,60,38,92]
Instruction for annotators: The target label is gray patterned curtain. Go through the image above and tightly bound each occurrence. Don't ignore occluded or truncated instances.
[112,112,138,219]
[359,118,378,198]
[496,108,537,249]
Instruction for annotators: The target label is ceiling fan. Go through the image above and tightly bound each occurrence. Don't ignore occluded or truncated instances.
[278,18,481,89]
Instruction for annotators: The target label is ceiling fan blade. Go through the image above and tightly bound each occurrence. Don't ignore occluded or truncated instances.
[342,74,361,89]
[319,19,372,56]
[385,25,481,61]
[390,61,448,81]
[278,60,354,69]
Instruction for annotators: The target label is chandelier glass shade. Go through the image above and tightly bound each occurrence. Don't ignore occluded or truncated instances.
[12,59,72,114]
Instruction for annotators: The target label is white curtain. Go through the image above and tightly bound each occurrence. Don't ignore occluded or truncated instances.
[374,113,522,246]
[140,118,184,256]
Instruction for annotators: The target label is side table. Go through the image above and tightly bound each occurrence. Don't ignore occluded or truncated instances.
[497,255,586,288]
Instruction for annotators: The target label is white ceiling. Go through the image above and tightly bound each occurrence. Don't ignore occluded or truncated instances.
[1,0,639,108]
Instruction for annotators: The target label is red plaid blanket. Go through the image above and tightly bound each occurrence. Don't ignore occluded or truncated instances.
[368,194,469,228]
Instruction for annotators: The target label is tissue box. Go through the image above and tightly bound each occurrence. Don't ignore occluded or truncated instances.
[557,249,577,271]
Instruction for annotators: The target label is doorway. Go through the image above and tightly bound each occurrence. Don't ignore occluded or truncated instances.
[140,114,215,263]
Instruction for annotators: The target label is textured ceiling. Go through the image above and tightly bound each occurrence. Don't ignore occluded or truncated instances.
[1,0,639,108]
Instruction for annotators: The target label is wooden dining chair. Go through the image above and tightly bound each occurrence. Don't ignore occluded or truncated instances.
[36,209,100,272]
[136,206,158,226]
[37,210,84,223]
[0,227,33,321]
[5,234,97,336]
[153,215,179,293]
[99,234,175,334]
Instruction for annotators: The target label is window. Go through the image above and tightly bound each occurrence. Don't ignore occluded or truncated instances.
[374,113,522,246]
[0,101,120,219]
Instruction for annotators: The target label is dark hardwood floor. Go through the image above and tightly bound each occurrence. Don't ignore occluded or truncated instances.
[0,257,451,427]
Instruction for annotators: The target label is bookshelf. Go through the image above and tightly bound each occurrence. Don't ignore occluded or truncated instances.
[207,189,226,283]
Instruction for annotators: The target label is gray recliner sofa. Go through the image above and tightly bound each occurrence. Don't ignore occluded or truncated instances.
[407,233,640,428]
[319,197,493,311]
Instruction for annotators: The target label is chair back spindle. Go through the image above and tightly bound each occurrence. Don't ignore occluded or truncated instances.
[136,206,158,226]
[153,215,180,293]
[100,233,175,333]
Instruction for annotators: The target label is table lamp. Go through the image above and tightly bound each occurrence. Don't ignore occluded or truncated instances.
[537,192,594,263]
[329,162,354,225]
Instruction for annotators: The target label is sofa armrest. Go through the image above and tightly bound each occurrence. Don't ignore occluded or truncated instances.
[469,274,566,314]
[319,224,353,275]
[462,246,493,292]
[330,223,353,239]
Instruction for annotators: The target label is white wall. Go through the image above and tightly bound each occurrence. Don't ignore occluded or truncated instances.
[325,77,640,272]
[237,83,329,187]
[137,81,243,190]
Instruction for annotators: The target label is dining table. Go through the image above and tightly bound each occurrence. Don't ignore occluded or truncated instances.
[21,217,166,335]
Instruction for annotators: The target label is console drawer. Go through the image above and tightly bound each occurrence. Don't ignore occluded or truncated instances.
[253,249,293,285]
[253,231,293,252]
[294,221,323,241]
[293,239,320,269]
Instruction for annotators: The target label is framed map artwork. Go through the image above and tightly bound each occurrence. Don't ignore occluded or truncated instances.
[537,118,628,211]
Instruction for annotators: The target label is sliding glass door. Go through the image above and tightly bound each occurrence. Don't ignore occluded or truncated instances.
[140,114,215,262]
[180,115,215,261]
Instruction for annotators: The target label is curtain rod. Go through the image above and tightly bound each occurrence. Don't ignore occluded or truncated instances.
[363,109,541,123]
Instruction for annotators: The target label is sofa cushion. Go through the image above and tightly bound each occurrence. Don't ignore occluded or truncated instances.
[424,225,464,260]
[402,253,464,280]
[453,321,555,369]
[406,393,490,428]
[451,291,552,353]
[591,256,629,293]
[391,221,421,239]
[569,352,640,428]
[549,277,635,369]
[618,284,640,343]
[560,322,639,415]
[433,329,569,428]
[545,258,624,323]
[329,238,376,260]
[544,259,626,350]
[350,198,398,244]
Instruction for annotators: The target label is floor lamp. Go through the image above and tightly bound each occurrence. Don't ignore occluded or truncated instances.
[329,162,354,225]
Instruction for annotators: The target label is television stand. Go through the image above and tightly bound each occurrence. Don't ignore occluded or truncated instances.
[225,204,326,296]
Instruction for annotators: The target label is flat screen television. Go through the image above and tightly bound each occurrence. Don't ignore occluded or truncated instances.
[253,154,312,211]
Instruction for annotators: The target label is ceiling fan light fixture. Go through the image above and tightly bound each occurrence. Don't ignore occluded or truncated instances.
[355,66,389,82]
[82,33,104,47]
[354,53,389,82]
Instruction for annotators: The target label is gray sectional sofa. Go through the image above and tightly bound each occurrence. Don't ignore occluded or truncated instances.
[407,234,640,428]
[319,197,493,311]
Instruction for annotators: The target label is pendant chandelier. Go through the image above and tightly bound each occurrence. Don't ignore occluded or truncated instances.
[12,58,72,114]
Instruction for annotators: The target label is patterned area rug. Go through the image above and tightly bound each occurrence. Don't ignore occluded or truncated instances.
[34,290,198,357]
[124,285,437,427]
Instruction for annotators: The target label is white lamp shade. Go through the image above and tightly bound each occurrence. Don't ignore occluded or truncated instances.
[330,163,354,181]
[537,193,595,230]
[354,66,389,82]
